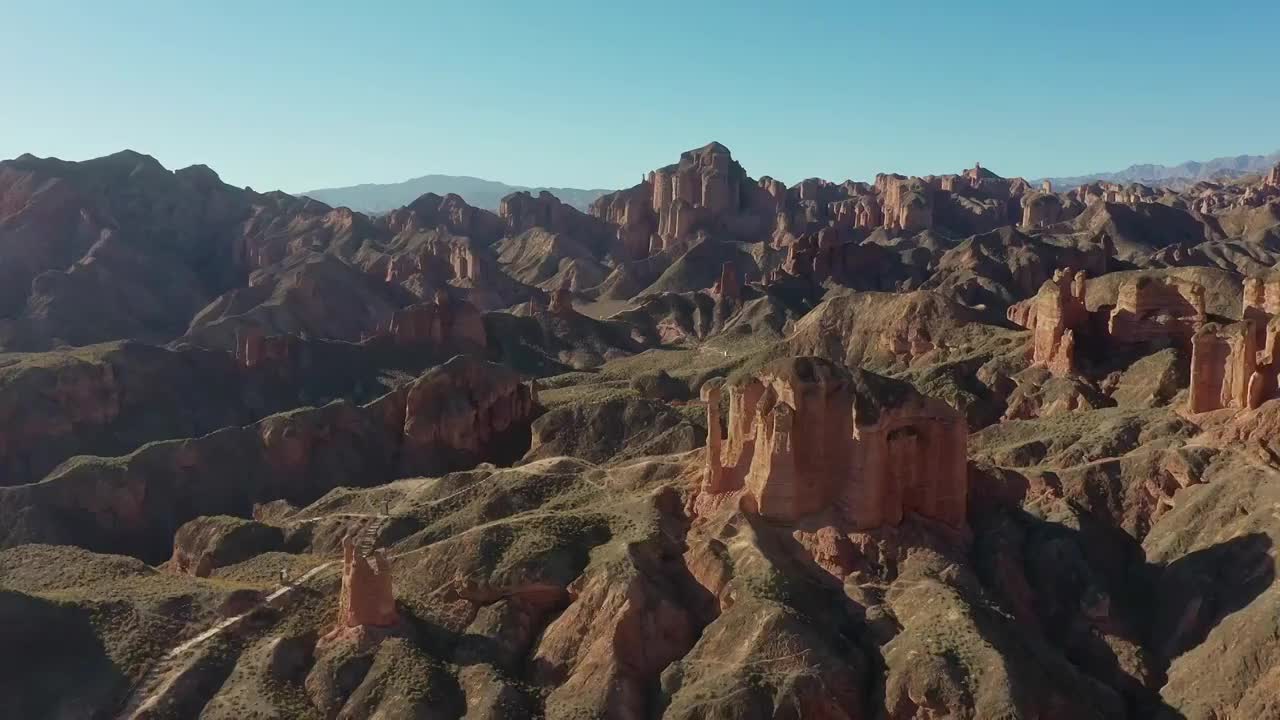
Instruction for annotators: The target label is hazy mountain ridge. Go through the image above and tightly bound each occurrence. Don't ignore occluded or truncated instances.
[1040,150,1280,189]
[301,174,612,213]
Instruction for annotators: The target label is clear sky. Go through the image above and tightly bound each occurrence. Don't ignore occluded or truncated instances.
[3,0,1277,192]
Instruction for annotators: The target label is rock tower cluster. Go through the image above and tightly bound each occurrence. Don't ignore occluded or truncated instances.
[1188,275,1280,413]
[1009,271,1207,376]
[698,357,967,529]
[335,533,398,629]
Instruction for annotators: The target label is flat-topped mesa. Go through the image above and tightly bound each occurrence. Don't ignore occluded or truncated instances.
[590,142,773,258]
[1107,275,1206,346]
[699,357,967,529]
[1190,273,1280,413]
[649,142,748,247]
[336,533,398,630]
[1008,269,1088,376]
[710,261,741,305]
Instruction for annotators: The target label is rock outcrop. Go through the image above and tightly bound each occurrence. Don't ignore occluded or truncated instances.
[1107,275,1206,346]
[649,142,745,248]
[1188,273,1280,413]
[697,357,967,528]
[396,355,542,475]
[496,190,612,259]
[1009,269,1089,376]
[1188,322,1257,413]
[589,142,774,258]
[333,534,398,631]
[1011,270,1208,376]
[1021,191,1064,229]
[878,174,935,232]
[376,291,486,349]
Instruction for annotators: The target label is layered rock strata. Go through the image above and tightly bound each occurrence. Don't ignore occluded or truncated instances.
[697,357,967,528]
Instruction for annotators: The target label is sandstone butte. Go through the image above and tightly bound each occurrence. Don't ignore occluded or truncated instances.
[696,356,967,529]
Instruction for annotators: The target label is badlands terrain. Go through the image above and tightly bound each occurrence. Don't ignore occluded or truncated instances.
[3,143,1280,719]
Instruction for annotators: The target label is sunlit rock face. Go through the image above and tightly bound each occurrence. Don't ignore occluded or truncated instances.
[698,356,967,529]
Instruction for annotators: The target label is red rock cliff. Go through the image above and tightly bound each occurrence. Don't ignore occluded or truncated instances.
[1107,275,1206,346]
[698,357,967,529]
[1009,269,1089,376]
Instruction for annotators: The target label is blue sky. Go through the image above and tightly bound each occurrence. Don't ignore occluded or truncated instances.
[3,1,1277,191]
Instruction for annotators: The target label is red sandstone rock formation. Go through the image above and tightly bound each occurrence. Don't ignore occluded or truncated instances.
[1243,275,1280,344]
[498,190,608,243]
[589,142,772,258]
[648,142,743,248]
[396,355,542,475]
[383,192,504,244]
[1009,269,1089,376]
[1188,323,1257,413]
[166,516,282,578]
[1107,275,1206,346]
[878,175,934,232]
[588,182,655,260]
[697,357,967,528]
[1012,270,1210,377]
[1189,274,1280,413]
[1022,192,1064,229]
[381,291,486,349]
[334,533,398,630]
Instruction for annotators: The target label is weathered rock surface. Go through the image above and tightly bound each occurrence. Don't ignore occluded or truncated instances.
[698,357,967,528]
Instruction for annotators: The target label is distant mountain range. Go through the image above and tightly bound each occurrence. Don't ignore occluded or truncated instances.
[300,175,612,213]
[1039,150,1280,190]
[302,149,1280,213]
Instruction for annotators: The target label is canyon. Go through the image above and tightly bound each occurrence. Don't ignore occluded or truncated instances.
[3,145,1280,719]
